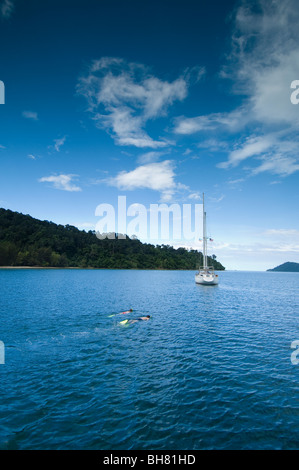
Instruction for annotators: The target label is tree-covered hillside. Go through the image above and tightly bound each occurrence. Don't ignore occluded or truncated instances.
[267,262,299,272]
[0,208,225,270]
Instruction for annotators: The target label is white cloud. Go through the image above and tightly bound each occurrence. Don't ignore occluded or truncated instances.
[175,237,299,270]
[22,111,38,121]
[209,194,225,203]
[54,136,66,152]
[228,0,299,125]
[1,0,14,19]
[253,154,299,177]
[217,131,299,176]
[174,115,214,135]
[108,160,175,191]
[106,159,201,202]
[97,106,168,148]
[77,57,190,148]
[188,192,202,200]
[220,0,299,174]
[227,178,245,186]
[197,139,228,152]
[174,108,245,135]
[263,229,299,237]
[38,174,82,192]
[218,135,276,169]
[137,151,165,164]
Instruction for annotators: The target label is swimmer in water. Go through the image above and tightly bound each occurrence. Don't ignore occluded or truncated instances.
[119,315,150,325]
[120,308,133,314]
[108,308,133,317]
[128,315,150,324]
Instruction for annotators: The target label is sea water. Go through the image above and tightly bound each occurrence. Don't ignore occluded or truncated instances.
[0,269,298,450]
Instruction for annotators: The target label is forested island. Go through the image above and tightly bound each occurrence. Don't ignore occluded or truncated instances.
[267,262,299,272]
[0,208,225,270]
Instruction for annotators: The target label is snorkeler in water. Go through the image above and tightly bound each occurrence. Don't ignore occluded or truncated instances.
[119,315,150,325]
[128,315,150,324]
[108,308,133,317]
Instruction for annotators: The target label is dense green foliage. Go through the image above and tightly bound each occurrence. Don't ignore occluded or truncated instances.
[0,208,225,270]
[267,262,299,272]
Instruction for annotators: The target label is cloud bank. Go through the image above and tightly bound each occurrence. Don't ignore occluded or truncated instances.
[175,0,299,178]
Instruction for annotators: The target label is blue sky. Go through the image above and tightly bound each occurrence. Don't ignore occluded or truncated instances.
[1,0,299,270]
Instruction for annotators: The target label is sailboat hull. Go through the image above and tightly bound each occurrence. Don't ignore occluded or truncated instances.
[195,272,219,285]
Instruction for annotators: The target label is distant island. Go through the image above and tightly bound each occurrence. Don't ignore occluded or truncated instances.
[0,208,225,270]
[267,262,299,272]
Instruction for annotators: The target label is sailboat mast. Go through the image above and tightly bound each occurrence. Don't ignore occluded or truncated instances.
[195,192,219,285]
[203,193,207,269]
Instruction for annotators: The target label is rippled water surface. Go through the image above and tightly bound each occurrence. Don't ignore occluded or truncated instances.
[0,269,298,449]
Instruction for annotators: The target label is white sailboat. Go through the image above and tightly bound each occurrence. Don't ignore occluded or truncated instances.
[195,193,219,286]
